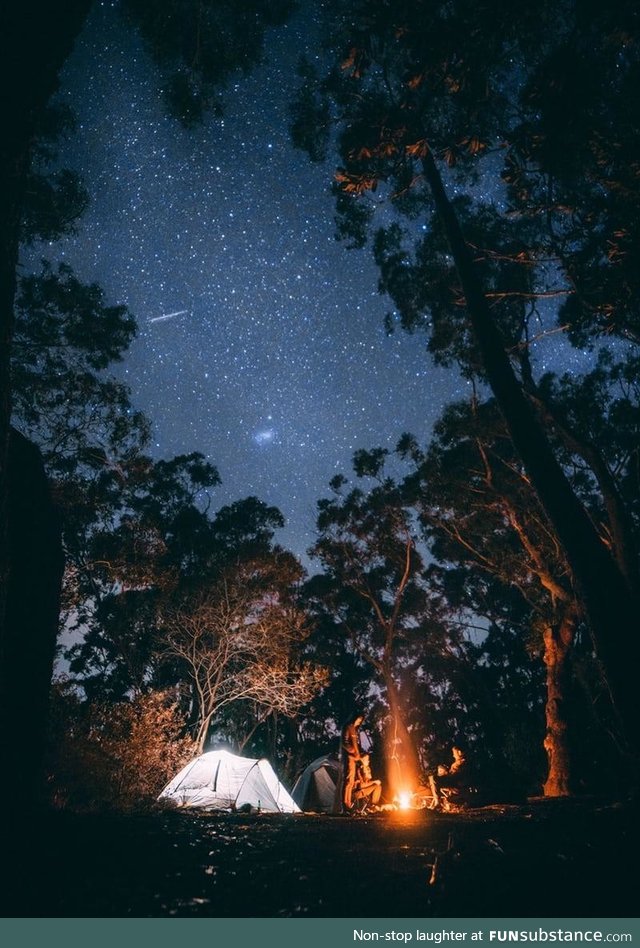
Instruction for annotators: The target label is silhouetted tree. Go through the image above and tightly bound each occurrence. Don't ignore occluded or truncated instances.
[400,372,638,792]
[291,0,640,748]
[1,0,296,812]
[308,458,461,793]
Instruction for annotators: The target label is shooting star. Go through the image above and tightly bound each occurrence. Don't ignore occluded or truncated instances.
[148,309,188,324]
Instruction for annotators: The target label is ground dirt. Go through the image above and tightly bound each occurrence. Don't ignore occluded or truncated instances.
[2,797,636,918]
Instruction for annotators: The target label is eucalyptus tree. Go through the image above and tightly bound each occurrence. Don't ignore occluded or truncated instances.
[63,451,221,699]
[400,402,580,794]
[1,0,296,809]
[291,0,640,745]
[159,553,326,754]
[308,456,461,791]
[400,369,639,792]
[4,101,121,807]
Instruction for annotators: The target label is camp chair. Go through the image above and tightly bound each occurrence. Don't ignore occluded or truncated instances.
[351,793,371,815]
[410,776,440,810]
[352,789,375,814]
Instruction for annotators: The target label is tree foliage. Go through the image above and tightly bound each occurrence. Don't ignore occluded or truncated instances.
[122,0,296,125]
[46,682,196,811]
[307,458,463,788]
[292,0,640,748]
[161,556,327,753]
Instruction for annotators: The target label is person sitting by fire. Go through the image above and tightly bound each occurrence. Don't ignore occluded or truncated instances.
[432,744,469,810]
[353,753,382,809]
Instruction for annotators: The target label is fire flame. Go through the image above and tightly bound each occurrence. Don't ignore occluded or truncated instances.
[398,791,412,810]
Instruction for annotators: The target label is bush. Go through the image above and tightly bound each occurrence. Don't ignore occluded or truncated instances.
[46,682,196,811]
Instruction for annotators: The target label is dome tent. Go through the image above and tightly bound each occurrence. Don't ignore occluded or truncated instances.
[158,749,300,813]
[291,754,341,813]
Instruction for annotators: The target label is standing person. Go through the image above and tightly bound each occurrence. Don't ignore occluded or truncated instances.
[340,711,364,813]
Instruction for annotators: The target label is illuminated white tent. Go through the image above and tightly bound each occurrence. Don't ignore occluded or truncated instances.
[158,749,300,813]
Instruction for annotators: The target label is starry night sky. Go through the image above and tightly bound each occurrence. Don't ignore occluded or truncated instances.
[27,1,529,560]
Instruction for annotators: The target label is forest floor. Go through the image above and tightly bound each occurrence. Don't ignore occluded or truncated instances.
[2,797,637,918]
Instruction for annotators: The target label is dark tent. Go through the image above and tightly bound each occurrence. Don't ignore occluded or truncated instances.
[291,755,341,813]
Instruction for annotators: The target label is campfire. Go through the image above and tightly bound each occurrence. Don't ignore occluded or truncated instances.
[388,766,441,811]
[397,790,413,810]
[391,787,436,811]
[383,715,439,811]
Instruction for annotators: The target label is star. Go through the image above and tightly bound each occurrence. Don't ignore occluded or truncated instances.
[26,3,509,560]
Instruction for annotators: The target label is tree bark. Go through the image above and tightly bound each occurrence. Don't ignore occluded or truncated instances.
[422,150,640,754]
[542,603,580,797]
[195,711,214,756]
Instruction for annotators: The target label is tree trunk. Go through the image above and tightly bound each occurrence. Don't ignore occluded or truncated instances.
[0,0,92,821]
[195,709,215,755]
[422,150,640,754]
[542,604,579,797]
[2,430,64,812]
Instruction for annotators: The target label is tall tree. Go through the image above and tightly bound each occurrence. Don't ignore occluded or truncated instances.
[292,0,640,747]
[1,19,92,811]
[63,450,221,698]
[1,0,296,811]
[400,403,582,794]
[308,459,459,794]
[2,94,96,816]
